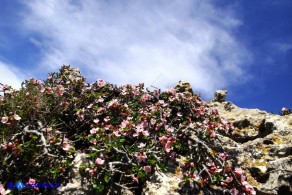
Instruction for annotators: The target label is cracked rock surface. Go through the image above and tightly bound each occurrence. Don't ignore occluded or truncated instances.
[207,101,292,195]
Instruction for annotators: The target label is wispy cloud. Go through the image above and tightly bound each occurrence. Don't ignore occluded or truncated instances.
[274,43,292,53]
[20,0,251,97]
[0,61,23,89]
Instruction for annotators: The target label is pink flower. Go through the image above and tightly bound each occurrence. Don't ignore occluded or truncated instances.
[132,176,139,183]
[120,120,130,129]
[90,139,97,144]
[209,130,216,138]
[87,103,93,109]
[153,89,160,99]
[180,162,186,168]
[90,128,99,134]
[210,107,218,115]
[207,162,215,167]
[150,119,156,125]
[242,181,256,195]
[224,176,233,183]
[93,119,99,124]
[28,178,36,185]
[62,143,73,151]
[97,107,106,113]
[143,166,151,173]
[13,114,21,121]
[240,174,247,183]
[135,152,147,163]
[165,141,172,153]
[108,99,119,108]
[0,184,10,195]
[97,98,104,103]
[219,153,228,161]
[166,88,176,95]
[229,188,239,195]
[97,79,106,88]
[165,108,171,117]
[166,127,174,134]
[113,131,121,137]
[234,167,243,177]
[138,143,146,149]
[104,117,110,123]
[56,85,65,96]
[7,142,13,148]
[159,136,168,143]
[89,169,96,176]
[1,117,8,124]
[40,87,45,93]
[95,158,105,165]
[141,94,152,102]
[221,181,228,187]
[142,130,149,137]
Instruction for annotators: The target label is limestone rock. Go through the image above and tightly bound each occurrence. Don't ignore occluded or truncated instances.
[212,90,228,102]
[58,153,94,195]
[208,101,292,194]
[174,80,193,94]
[61,65,84,83]
[143,172,180,195]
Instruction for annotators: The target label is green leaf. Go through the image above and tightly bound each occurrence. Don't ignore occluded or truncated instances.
[104,173,110,183]
[138,170,146,181]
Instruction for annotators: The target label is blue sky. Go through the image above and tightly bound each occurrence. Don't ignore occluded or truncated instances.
[0,0,291,114]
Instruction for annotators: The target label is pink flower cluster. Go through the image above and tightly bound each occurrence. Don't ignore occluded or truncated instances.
[159,136,176,153]
[1,114,21,124]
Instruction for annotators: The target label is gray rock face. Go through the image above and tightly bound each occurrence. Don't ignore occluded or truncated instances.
[143,100,292,195]
[58,153,94,195]
[143,171,179,195]
[207,101,292,195]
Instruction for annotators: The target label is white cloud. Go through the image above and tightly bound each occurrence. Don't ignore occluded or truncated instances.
[274,43,292,53]
[0,61,23,89]
[21,0,251,97]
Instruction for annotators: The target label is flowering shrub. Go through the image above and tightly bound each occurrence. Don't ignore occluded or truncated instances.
[0,65,256,194]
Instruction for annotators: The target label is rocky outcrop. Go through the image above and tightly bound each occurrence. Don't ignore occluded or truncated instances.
[58,153,94,195]
[212,90,228,103]
[174,80,193,94]
[143,87,292,195]
[207,100,292,194]
[60,66,84,82]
